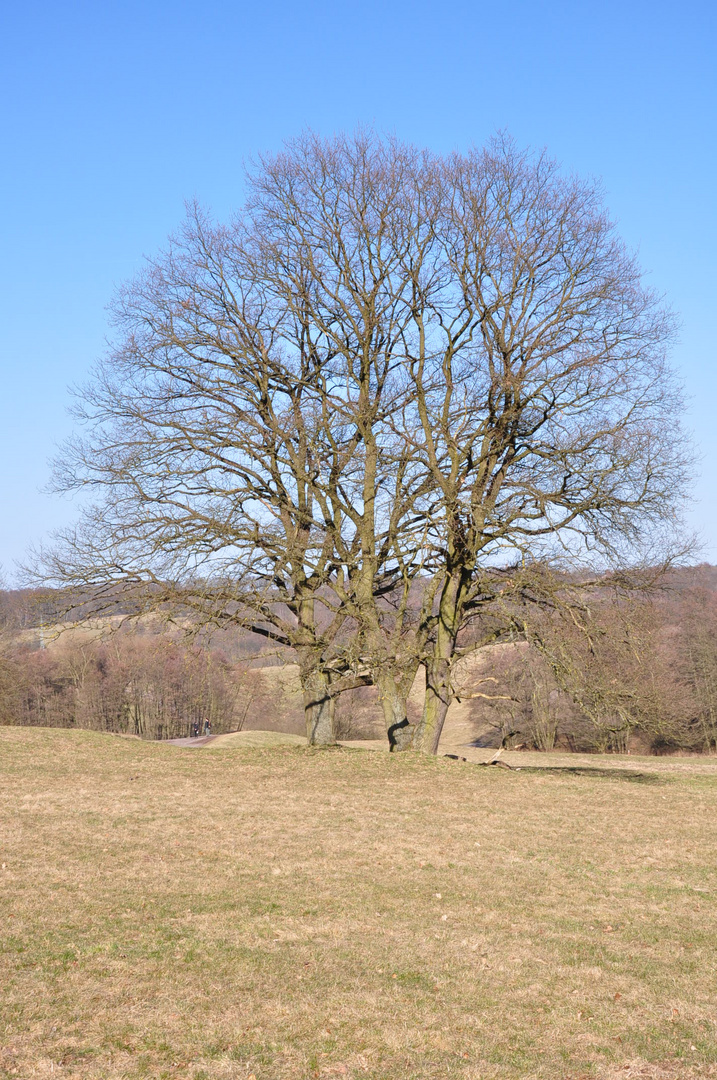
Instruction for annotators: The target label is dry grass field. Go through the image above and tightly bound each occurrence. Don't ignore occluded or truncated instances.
[1,728,716,1080]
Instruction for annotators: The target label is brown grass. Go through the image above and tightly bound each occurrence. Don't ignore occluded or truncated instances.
[1,728,716,1079]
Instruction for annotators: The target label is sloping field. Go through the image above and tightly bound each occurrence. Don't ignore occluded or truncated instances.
[1,728,716,1080]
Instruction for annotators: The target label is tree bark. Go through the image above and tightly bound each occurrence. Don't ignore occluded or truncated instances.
[412,569,466,754]
[412,658,452,754]
[302,670,336,746]
[376,671,415,751]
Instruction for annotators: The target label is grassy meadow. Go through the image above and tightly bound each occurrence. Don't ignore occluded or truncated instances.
[1,728,716,1080]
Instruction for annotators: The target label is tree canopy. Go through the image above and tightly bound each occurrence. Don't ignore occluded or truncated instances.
[37,131,689,750]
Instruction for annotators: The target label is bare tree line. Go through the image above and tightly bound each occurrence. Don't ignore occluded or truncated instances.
[476,584,717,755]
[2,578,717,753]
[29,131,689,751]
[0,627,285,740]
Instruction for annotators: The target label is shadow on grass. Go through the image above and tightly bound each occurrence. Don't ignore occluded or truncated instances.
[513,765,668,784]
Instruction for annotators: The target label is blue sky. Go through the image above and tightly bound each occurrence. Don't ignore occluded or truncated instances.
[1,0,715,577]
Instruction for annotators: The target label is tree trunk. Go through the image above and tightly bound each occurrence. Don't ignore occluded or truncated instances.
[376,672,414,751]
[303,670,336,746]
[412,568,466,754]
[412,658,451,754]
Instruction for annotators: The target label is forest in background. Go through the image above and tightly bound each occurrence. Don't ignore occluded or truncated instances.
[2,564,717,755]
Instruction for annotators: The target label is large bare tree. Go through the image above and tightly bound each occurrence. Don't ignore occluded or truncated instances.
[37,132,688,752]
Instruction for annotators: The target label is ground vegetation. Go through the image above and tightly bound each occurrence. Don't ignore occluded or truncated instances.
[1,727,715,1079]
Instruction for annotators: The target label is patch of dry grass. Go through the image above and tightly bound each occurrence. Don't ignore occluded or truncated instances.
[1,728,716,1080]
[208,731,308,750]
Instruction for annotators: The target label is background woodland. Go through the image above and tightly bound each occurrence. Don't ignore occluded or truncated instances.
[3,564,717,755]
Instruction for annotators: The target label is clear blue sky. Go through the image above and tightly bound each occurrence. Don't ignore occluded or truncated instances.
[1,0,715,578]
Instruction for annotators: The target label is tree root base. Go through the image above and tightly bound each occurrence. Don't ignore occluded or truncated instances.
[444,751,519,770]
